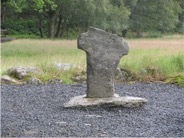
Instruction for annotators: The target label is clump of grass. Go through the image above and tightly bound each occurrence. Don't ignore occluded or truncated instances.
[29,63,84,84]
[120,54,184,83]
[158,54,184,76]
[166,75,184,87]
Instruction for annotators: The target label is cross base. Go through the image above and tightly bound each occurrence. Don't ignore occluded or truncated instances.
[64,94,148,108]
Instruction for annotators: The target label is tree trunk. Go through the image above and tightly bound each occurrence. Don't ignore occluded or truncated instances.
[55,15,62,38]
[1,4,6,24]
[38,17,44,38]
[48,18,55,39]
[39,26,43,38]
[122,29,128,37]
[47,5,63,39]
[136,31,142,38]
[58,19,67,37]
[66,27,69,39]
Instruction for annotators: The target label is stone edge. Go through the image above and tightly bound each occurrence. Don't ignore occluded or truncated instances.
[64,94,148,108]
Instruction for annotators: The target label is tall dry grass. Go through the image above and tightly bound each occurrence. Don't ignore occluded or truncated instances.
[129,39,184,51]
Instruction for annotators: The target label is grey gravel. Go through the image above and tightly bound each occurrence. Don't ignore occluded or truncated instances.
[1,83,184,137]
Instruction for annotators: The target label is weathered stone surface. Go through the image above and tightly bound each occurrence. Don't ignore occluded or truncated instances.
[0,75,19,84]
[72,75,86,83]
[78,27,129,98]
[7,66,43,80]
[27,78,43,85]
[115,68,123,80]
[64,95,148,108]
[48,78,63,84]
[120,68,137,81]
[55,63,72,70]
[55,63,81,71]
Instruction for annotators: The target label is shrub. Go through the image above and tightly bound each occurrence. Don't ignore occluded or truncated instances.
[145,32,162,38]
[2,19,40,36]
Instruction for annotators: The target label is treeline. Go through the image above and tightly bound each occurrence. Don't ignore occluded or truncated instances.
[1,0,184,39]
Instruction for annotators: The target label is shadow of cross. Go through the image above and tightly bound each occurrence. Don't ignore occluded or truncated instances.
[78,27,129,98]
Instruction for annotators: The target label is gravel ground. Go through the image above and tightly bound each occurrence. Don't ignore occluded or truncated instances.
[1,83,184,137]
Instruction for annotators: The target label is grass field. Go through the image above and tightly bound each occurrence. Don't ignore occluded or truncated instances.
[1,36,184,85]
[121,38,184,75]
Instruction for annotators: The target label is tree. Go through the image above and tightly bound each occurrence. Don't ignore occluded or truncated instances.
[130,0,182,32]
[4,0,64,38]
[106,0,130,34]
[1,0,46,37]
[2,0,182,38]
[176,0,184,33]
[4,0,131,38]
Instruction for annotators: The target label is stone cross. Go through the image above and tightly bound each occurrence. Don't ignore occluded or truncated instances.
[64,27,147,108]
[78,27,129,98]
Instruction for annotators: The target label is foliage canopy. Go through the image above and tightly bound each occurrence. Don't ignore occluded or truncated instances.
[1,0,184,38]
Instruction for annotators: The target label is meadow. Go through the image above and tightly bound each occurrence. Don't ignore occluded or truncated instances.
[1,36,184,85]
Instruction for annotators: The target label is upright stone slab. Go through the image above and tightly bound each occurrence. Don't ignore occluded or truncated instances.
[78,27,129,98]
[64,27,148,108]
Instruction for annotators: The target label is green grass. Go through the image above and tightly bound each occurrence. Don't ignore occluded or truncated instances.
[8,34,40,39]
[120,50,184,76]
[1,37,184,86]
[166,75,184,87]
[1,39,85,71]
[1,39,86,84]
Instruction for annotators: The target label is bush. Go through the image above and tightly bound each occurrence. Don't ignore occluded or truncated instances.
[126,31,137,39]
[126,31,163,39]
[145,32,162,38]
[2,19,40,36]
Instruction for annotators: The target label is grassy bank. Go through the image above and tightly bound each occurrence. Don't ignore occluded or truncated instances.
[1,37,184,86]
[1,39,86,84]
